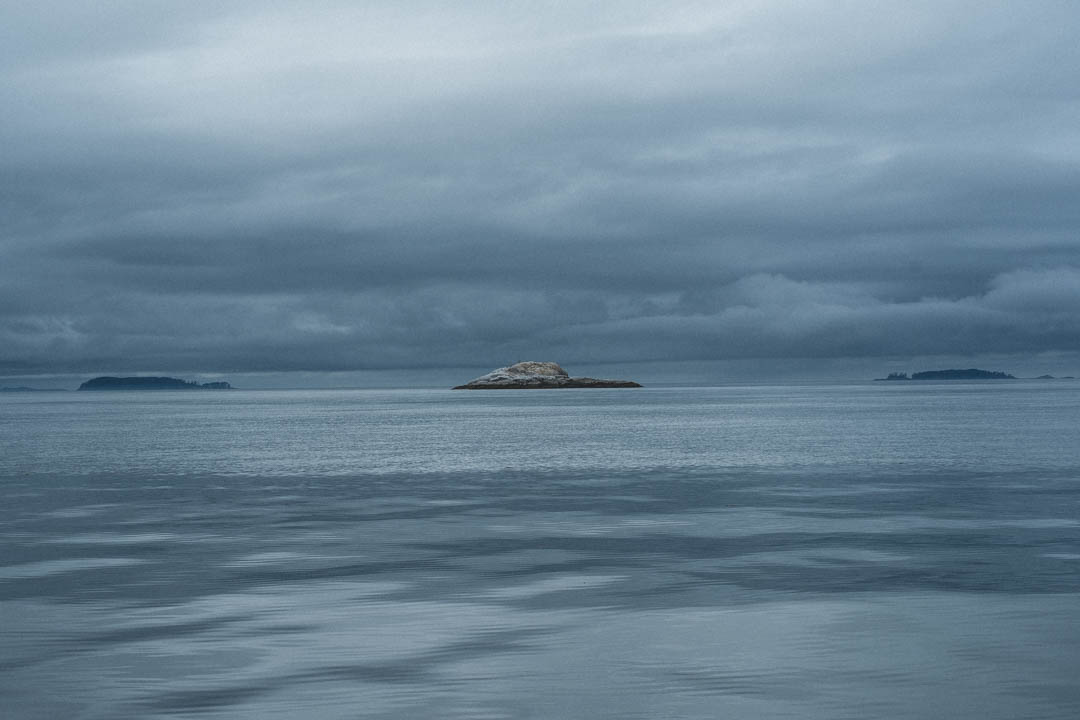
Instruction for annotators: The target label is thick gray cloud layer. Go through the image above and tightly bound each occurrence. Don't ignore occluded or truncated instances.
[3,1,1080,376]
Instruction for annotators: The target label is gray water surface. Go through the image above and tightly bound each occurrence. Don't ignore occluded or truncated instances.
[2,384,1079,718]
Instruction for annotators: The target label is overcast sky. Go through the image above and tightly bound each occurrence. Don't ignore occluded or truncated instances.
[3,1,1080,384]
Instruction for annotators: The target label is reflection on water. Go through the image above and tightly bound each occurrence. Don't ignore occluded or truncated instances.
[2,385,1080,719]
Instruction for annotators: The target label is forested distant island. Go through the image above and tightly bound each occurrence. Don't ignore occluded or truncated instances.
[875,369,1015,381]
[78,376,233,391]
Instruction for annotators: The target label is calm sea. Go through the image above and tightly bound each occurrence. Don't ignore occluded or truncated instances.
[2,384,1079,719]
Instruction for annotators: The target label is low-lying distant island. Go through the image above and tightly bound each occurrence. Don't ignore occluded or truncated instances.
[453,361,641,389]
[78,376,233,391]
[875,368,1015,381]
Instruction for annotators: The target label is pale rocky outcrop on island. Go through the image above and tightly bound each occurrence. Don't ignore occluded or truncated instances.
[453,361,641,389]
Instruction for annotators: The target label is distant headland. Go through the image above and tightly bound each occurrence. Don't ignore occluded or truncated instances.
[453,361,641,389]
[875,368,1015,381]
[78,376,233,391]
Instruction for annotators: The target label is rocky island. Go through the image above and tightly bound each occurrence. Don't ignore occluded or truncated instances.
[453,362,641,389]
[875,368,1016,381]
[78,376,233,391]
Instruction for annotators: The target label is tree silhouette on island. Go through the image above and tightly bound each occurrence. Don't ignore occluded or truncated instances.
[875,369,1015,381]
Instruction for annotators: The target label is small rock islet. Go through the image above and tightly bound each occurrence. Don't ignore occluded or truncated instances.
[453,361,641,389]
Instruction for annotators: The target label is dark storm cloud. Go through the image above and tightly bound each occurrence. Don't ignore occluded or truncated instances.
[3,1,1080,376]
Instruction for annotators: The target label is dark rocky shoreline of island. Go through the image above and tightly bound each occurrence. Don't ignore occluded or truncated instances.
[458,378,642,389]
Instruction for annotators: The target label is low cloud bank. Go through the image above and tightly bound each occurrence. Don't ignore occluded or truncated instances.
[3,2,1080,376]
